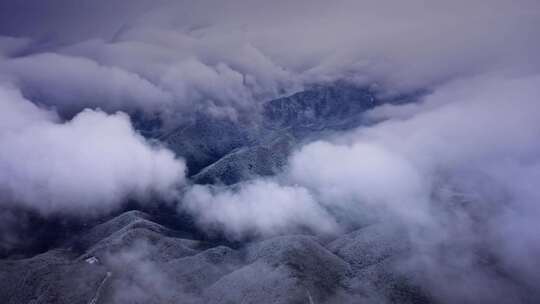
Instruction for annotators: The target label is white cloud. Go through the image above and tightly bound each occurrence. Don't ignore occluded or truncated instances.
[288,141,429,219]
[0,84,186,215]
[183,180,339,239]
[180,74,540,301]
[282,74,540,302]
[0,53,173,115]
[0,0,538,118]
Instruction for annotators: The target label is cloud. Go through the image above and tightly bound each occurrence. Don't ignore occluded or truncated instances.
[0,0,537,119]
[183,180,339,239]
[0,52,173,115]
[104,241,198,304]
[284,74,540,302]
[0,36,31,58]
[179,74,540,302]
[0,84,186,216]
[288,141,430,223]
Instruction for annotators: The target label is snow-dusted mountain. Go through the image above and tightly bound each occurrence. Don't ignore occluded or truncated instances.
[162,83,419,184]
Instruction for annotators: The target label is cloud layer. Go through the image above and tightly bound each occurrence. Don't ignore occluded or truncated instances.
[0,85,186,216]
[0,0,538,120]
[184,180,338,238]
[181,74,540,302]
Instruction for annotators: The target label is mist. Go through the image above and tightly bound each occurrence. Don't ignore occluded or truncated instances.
[0,1,539,303]
[182,74,540,302]
[1,0,538,120]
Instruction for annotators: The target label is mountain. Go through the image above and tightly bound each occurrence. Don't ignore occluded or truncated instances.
[0,83,430,304]
[0,210,432,304]
[162,82,420,185]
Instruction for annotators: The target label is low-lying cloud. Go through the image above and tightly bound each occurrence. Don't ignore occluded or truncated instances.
[0,53,173,116]
[183,180,338,239]
[0,84,186,216]
[181,74,540,302]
